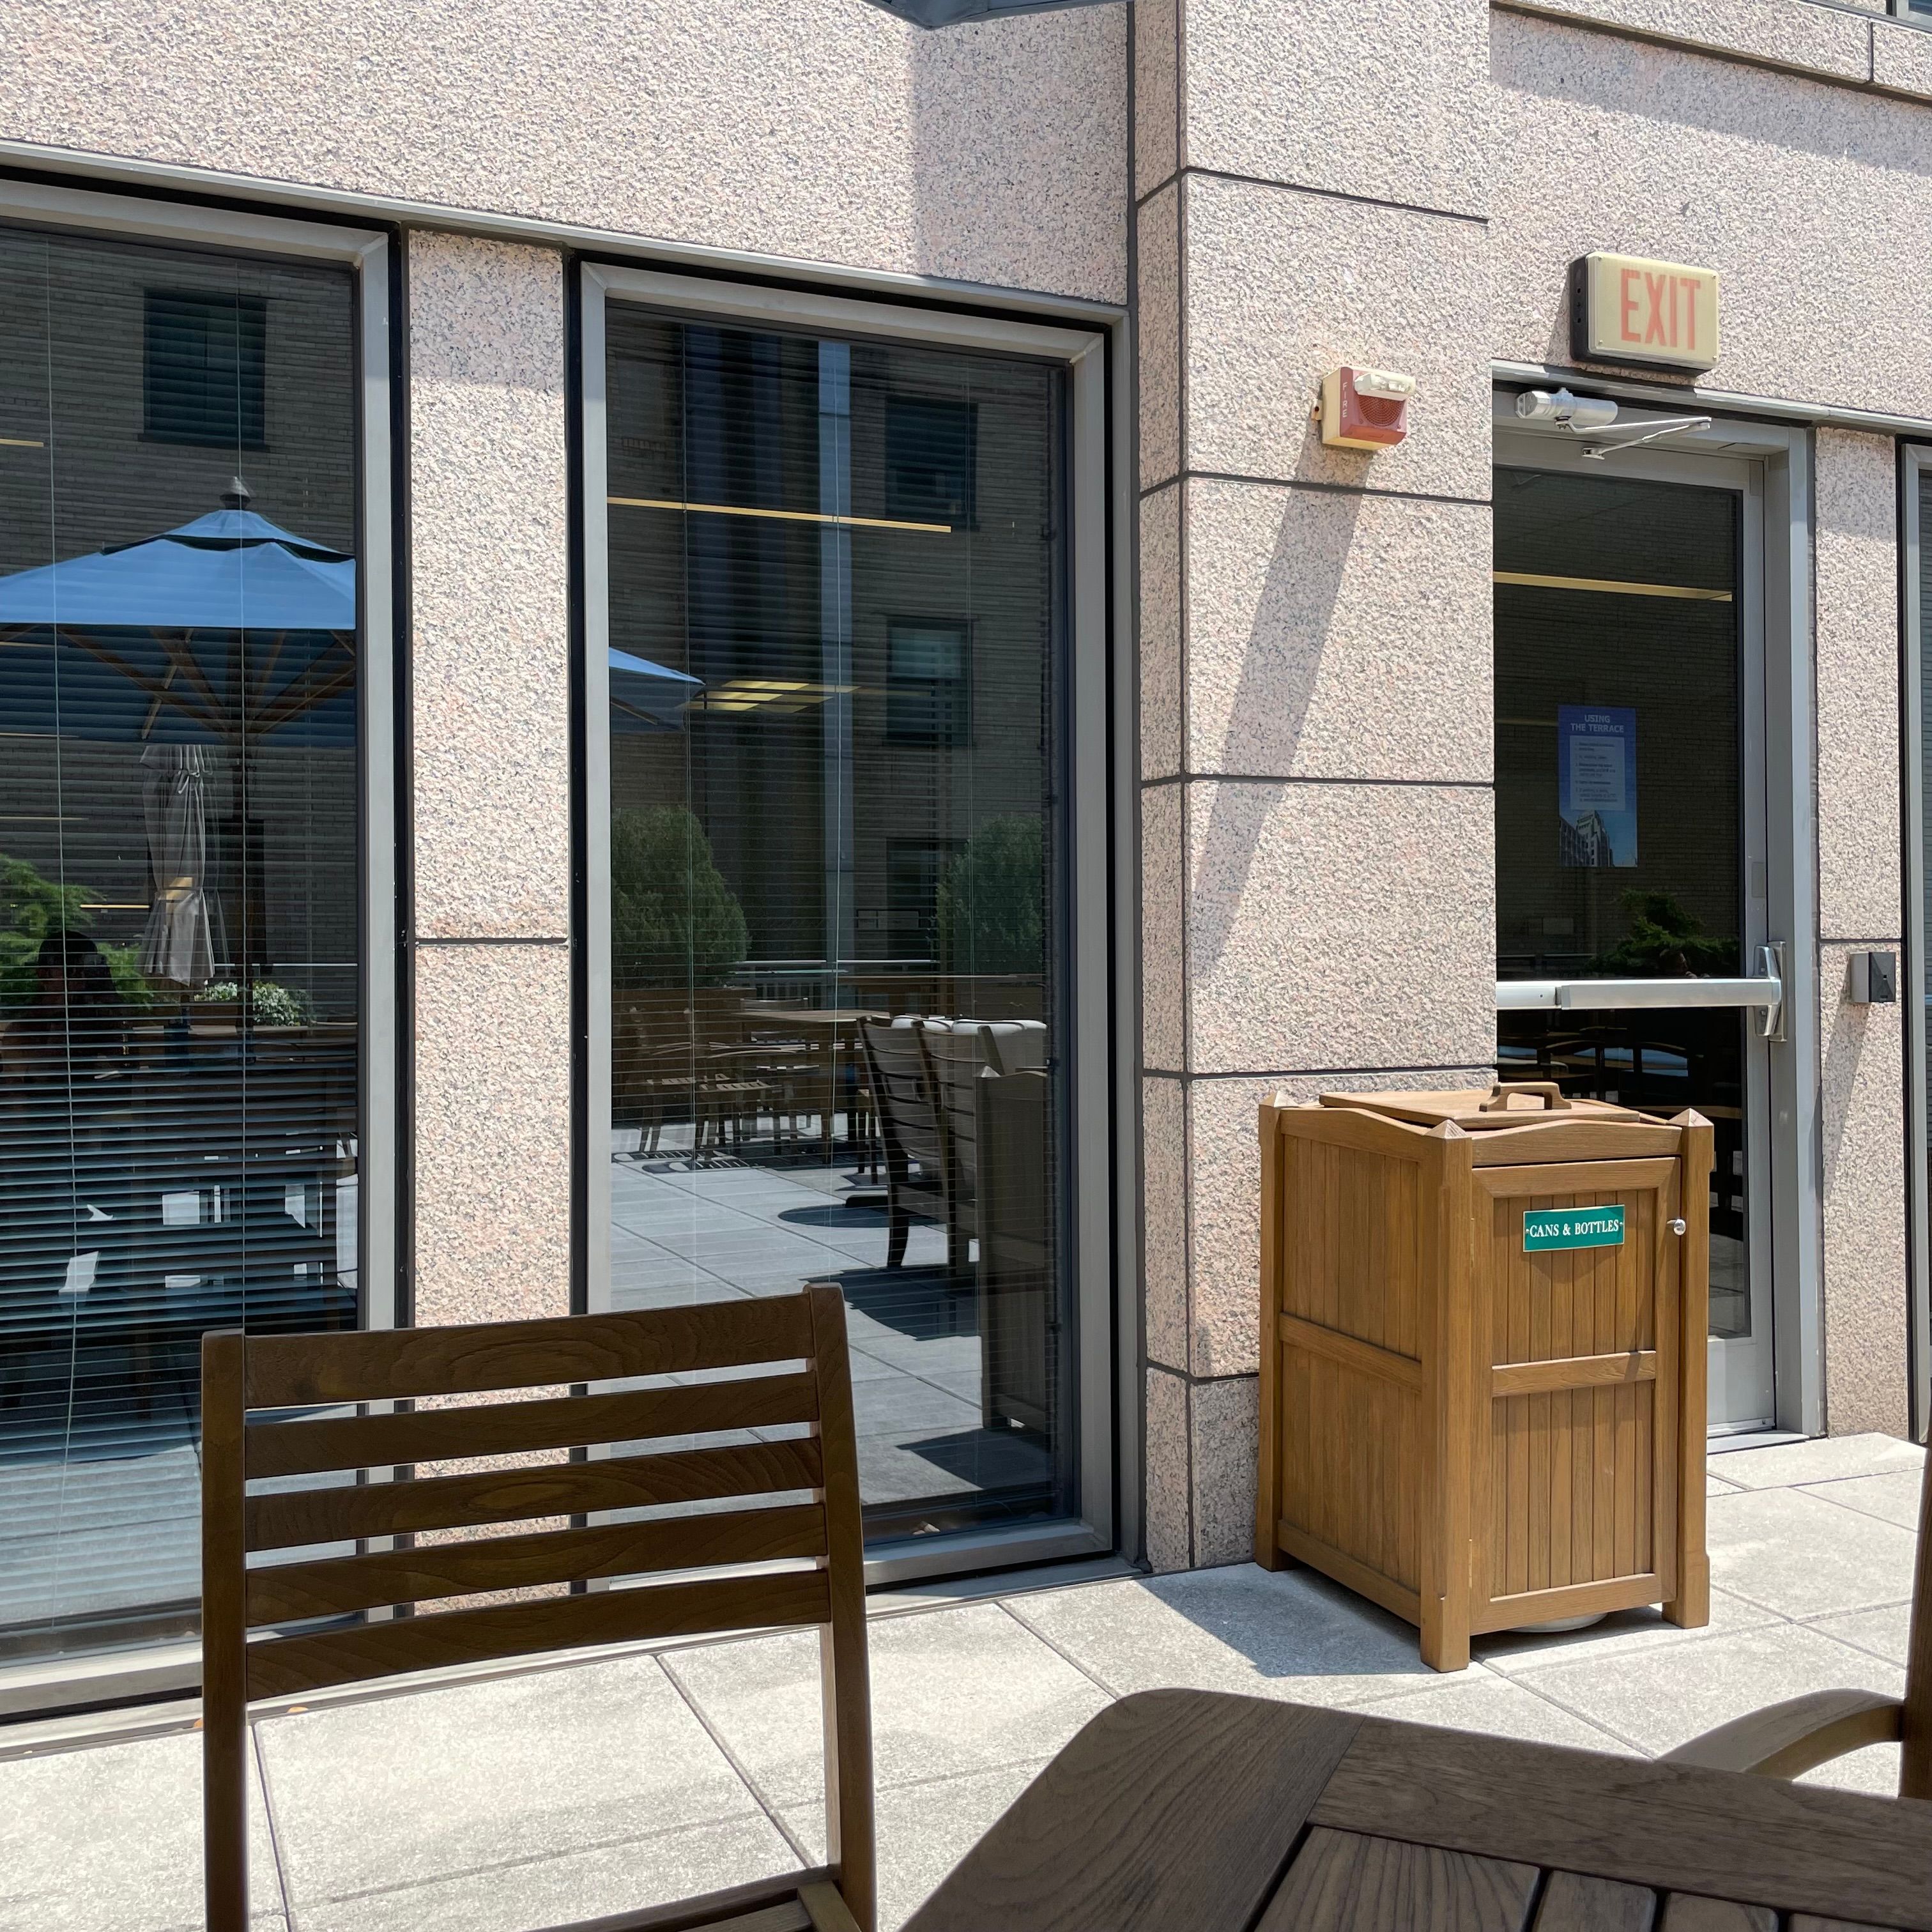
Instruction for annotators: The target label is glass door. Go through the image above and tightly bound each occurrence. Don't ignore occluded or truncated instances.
[1493,437,1778,1429]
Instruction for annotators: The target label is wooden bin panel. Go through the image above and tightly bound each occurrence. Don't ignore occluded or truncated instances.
[1272,1131,1428,1607]
[1280,1136,1423,1359]
[1475,1162,1682,1614]
[1278,1340,1423,1606]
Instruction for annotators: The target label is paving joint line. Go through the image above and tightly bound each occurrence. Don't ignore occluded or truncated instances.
[252,1728,301,1931]
[276,1802,792,1916]
[657,1653,817,1873]
[994,1598,1126,1703]
[1466,1662,1659,1759]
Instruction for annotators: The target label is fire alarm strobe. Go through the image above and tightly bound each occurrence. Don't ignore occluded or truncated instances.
[1319,365,1414,450]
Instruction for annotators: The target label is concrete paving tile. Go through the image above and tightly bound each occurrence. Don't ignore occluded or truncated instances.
[1801,1469,1925,1529]
[1006,1563,1440,1706]
[663,1602,1109,1808]
[610,1203,769,1243]
[1707,1487,1919,1618]
[648,1231,844,1273]
[855,1431,1019,1505]
[1351,1667,1639,1756]
[851,1332,983,1379]
[708,1269,841,1298]
[258,1654,760,1907]
[1499,1621,1906,1756]
[852,1377,980,1438]
[845,1346,912,1383]
[289,1813,799,1932]
[1710,1432,1923,1490]
[1802,1600,1913,1667]
[0,1728,283,1932]
[610,1282,755,1315]
[1796,1742,1903,1799]
[1476,1586,1777,1676]
[781,1759,1049,1932]
[919,1370,989,1407]
[1706,1471,1740,1496]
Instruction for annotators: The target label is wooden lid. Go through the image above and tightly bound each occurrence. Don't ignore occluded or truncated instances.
[1317,1080,1648,1131]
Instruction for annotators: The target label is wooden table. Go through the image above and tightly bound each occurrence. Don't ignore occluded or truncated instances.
[742,1007,889,1029]
[903,1690,1932,1932]
[742,1008,887,1166]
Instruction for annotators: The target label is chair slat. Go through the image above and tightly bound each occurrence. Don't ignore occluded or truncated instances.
[245,1502,827,1625]
[242,1297,816,1407]
[246,1437,823,1551]
[243,1567,833,1699]
[245,1372,820,1479]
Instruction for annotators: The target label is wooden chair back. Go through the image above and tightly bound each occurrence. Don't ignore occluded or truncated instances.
[201,1287,873,1931]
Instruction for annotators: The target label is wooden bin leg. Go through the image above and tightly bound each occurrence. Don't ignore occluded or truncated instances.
[1255,1101,1289,1571]
[1664,1112,1712,1630]
[1421,1123,1473,1672]
[1420,1592,1471,1673]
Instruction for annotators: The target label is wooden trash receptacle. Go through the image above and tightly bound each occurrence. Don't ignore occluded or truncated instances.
[1255,1081,1712,1671]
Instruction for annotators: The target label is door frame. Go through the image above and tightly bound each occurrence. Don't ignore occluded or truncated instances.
[576,263,1119,1584]
[1900,443,1932,1443]
[1493,393,1823,1438]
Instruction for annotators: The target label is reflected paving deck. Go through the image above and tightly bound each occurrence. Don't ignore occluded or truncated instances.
[610,1153,1053,1514]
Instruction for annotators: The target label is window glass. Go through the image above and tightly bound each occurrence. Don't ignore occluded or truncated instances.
[0,226,359,1664]
[604,310,1075,1546]
[886,621,972,746]
[143,291,268,447]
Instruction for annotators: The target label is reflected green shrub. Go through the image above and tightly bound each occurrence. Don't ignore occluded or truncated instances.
[939,814,1045,977]
[611,805,749,988]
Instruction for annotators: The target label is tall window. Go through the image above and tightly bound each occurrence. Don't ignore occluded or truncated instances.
[0,227,359,1662]
[603,310,1074,1547]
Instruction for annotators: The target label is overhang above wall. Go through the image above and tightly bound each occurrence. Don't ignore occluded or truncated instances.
[864,0,1128,24]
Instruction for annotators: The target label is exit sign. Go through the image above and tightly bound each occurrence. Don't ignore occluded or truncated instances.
[1570,252,1720,372]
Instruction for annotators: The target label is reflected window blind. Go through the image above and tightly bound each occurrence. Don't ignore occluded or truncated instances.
[604,312,1078,1545]
[0,226,360,1660]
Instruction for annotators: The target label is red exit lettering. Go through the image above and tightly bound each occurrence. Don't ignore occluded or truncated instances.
[1620,270,1703,353]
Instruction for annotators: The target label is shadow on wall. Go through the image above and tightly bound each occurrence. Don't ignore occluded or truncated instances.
[1820,962,1871,1204]
[905,1,1131,297]
[1189,481,1365,985]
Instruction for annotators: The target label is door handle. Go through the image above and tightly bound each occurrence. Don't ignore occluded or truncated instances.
[1495,942,1786,1044]
[1669,1218,1687,1236]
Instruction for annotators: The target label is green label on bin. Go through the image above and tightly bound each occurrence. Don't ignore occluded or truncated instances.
[1524,1206,1625,1252]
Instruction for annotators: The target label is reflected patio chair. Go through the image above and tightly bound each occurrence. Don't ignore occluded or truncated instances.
[858,1017,951,1269]
[612,1029,693,1158]
[201,1285,875,1932]
[917,1024,997,1284]
[974,1066,1054,1438]
[1661,1430,1930,1800]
